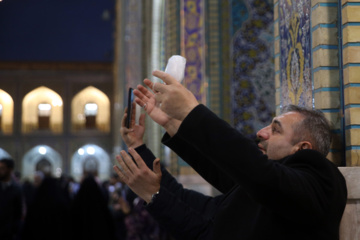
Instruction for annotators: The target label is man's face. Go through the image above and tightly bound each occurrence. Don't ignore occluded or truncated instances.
[0,162,11,181]
[256,111,304,160]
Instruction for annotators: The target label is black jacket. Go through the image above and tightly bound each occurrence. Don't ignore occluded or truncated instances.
[140,104,347,240]
[0,180,23,240]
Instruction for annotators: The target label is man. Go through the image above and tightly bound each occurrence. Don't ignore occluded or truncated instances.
[114,71,347,239]
[0,158,23,240]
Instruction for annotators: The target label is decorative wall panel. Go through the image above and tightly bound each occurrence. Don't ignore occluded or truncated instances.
[231,0,275,139]
[279,0,312,107]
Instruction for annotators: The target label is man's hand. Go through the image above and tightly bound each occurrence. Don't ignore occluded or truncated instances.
[134,81,182,136]
[120,103,145,149]
[113,148,161,204]
[134,82,172,127]
[151,70,199,121]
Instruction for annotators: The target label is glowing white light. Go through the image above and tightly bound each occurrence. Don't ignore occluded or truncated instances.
[0,104,2,115]
[38,103,52,111]
[78,148,84,155]
[38,103,52,117]
[84,103,98,116]
[39,147,47,155]
[52,99,63,107]
[85,103,98,111]
[55,168,62,177]
[87,146,95,155]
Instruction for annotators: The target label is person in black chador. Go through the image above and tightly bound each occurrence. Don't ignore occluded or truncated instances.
[69,175,116,240]
[0,158,23,240]
[113,70,347,240]
[22,176,70,240]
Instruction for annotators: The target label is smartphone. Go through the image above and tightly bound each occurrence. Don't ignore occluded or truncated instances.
[125,88,134,128]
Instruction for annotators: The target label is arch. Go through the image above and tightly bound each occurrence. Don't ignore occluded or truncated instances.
[71,86,110,132]
[83,157,98,175]
[71,144,111,182]
[0,148,11,159]
[22,145,63,180]
[0,89,14,134]
[36,158,52,175]
[22,86,63,133]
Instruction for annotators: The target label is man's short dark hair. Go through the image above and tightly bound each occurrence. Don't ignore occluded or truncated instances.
[0,158,15,169]
[282,105,332,156]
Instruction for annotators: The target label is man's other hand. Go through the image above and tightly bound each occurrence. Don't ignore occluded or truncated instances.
[113,148,161,204]
[151,70,199,121]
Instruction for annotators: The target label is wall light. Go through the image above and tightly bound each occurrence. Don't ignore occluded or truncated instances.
[56,168,62,177]
[39,147,47,155]
[86,146,95,155]
[38,103,52,117]
[78,148,85,155]
[84,103,98,116]
[38,103,51,111]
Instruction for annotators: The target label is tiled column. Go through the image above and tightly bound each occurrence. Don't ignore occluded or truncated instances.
[220,1,232,123]
[176,0,212,195]
[113,0,126,157]
[164,1,180,61]
[146,0,163,158]
[163,0,181,175]
[342,1,360,166]
[181,0,207,104]
[114,0,163,157]
[311,0,342,164]
[207,0,222,117]
[274,0,281,115]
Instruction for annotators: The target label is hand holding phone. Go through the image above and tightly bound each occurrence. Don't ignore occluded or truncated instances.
[125,88,134,128]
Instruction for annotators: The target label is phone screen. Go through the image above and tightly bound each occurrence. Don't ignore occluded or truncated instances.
[125,88,134,128]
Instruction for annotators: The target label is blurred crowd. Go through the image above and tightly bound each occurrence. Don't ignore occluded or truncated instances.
[0,158,173,240]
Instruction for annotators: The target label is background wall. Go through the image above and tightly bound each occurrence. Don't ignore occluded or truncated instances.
[0,0,115,180]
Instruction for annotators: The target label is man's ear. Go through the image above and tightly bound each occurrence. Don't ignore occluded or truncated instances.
[297,141,313,151]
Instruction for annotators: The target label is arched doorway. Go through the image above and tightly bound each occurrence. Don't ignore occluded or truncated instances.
[71,86,110,132]
[22,86,63,134]
[83,157,98,176]
[84,103,98,129]
[22,145,62,180]
[0,148,11,159]
[71,144,111,182]
[35,158,52,176]
[0,89,14,134]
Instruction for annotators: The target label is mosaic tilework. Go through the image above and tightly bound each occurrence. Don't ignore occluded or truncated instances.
[231,0,275,139]
[182,0,207,104]
[279,0,312,108]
